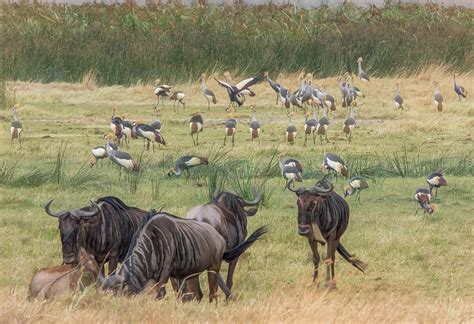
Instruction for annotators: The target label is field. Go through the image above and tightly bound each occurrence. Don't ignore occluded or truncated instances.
[0,68,473,322]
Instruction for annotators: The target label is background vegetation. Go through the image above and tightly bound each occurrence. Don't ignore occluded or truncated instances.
[1,3,473,85]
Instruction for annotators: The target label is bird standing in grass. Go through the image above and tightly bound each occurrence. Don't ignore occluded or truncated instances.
[433,81,444,112]
[343,107,356,143]
[316,107,330,144]
[189,113,204,146]
[304,108,317,146]
[110,107,123,144]
[414,188,437,214]
[286,113,297,144]
[134,123,166,151]
[279,157,303,189]
[344,176,369,202]
[199,74,217,111]
[10,105,22,147]
[224,113,237,147]
[264,71,281,105]
[279,84,291,109]
[151,108,162,132]
[394,83,404,110]
[453,74,468,102]
[90,137,118,167]
[154,81,172,108]
[120,114,135,147]
[170,91,186,113]
[321,153,349,181]
[167,156,209,178]
[357,57,370,82]
[249,106,261,143]
[106,142,139,178]
[426,172,447,198]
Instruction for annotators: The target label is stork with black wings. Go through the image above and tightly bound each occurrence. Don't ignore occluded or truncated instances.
[214,75,262,109]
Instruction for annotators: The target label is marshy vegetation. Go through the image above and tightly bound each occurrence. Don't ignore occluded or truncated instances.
[1,3,473,85]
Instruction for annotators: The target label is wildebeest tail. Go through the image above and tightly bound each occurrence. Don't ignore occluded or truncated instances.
[223,226,267,262]
[337,243,366,273]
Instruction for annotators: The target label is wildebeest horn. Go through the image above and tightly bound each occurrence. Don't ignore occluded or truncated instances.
[242,191,261,206]
[309,180,334,194]
[44,199,69,218]
[70,201,99,219]
[287,181,306,195]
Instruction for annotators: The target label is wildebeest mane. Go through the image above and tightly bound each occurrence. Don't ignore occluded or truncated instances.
[96,196,143,214]
[212,191,248,236]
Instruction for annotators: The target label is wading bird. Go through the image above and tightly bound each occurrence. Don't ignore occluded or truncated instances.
[414,188,437,214]
[167,156,209,178]
[10,105,22,147]
[304,108,317,146]
[453,74,468,102]
[120,114,135,148]
[189,113,204,146]
[249,107,261,143]
[279,84,291,109]
[134,123,166,151]
[110,107,123,143]
[170,91,186,113]
[321,153,348,181]
[154,81,172,108]
[286,113,297,144]
[357,57,370,82]
[394,83,404,110]
[151,108,162,132]
[433,81,444,112]
[224,114,237,147]
[279,158,303,189]
[264,71,281,105]
[426,172,447,197]
[215,75,262,109]
[199,74,217,111]
[344,176,369,202]
[316,107,330,144]
[106,142,139,178]
[342,108,356,143]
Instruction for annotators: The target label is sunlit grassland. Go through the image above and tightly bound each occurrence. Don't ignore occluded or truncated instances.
[0,71,473,321]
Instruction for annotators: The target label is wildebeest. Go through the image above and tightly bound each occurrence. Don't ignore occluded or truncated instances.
[44,196,147,274]
[288,180,366,289]
[28,248,99,301]
[101,211,267,303]
[185,191,262,291]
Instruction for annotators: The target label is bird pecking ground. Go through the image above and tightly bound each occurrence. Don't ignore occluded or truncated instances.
[0,69,473,322]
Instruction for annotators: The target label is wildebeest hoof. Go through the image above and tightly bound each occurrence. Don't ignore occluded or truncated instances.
[156,286,167,300]
[297,225,311,236]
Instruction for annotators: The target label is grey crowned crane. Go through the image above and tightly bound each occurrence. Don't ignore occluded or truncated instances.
[342,107,356,143]
[167,155,209,178]
[189,113,204,146]
[344,176,369,202]
[154,81,172,108]
[214,75,262,109]
[433,81,444,112]
[304,108,317,146]
[89,139,118,167]
[289,92,303,111]
[394,83,404,110]
[316,107,330,144]
[224,113,237,147]
[110,107,124,143]
[453,74,468,102]
[279,158,303,189]
[134,123,166,151]
[249,107,261,143]
[199,74,217,111]
[414,188,437,214]
[10,105,22,147]
[426,172,447,197]
[279,85,291,109]
[120,114,135,147]
[264,71,281,105]
[105,142,139,178]
[319,87,337,112]
[321,153,349,181]
[151,108,162,132]
[286,113,297,144]
[357,57,370,82]
[170,91,186,113]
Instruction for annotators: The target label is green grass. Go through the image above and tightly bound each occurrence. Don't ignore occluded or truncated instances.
[1,4,473,85]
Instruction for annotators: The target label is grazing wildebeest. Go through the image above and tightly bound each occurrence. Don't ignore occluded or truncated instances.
[101,211,267,303]
[28,248,99,301]
[185,191,262,291]
[44,196,147,274]
[288,180,366,289]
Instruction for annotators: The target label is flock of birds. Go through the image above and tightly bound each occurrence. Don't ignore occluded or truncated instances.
[8,57,465,210]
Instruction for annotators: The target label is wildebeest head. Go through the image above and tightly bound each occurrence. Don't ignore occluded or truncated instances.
[44,200,100,264]
[288,181,333,237]
[212,191,262,217]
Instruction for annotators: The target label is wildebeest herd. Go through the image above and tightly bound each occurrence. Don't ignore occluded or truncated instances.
[29,183,366,302]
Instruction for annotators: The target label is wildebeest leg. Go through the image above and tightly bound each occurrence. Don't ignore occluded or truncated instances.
[325,234,338,290]
[155,271,171,300]
[308,238,320,286]
[181,277,203,302]
[226,258,238,290]
[208,271,219,303]
[108,257,118,275]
